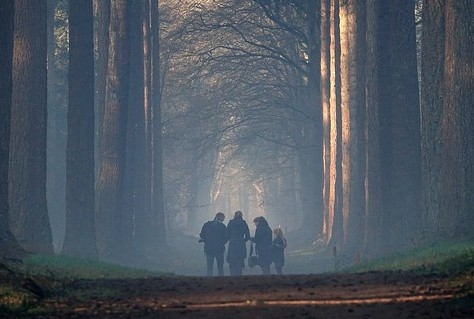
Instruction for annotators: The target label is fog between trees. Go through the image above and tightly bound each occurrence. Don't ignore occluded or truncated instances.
[1,0,472,273]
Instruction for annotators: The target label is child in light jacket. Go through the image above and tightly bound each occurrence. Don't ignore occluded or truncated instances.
[271,227,287,275]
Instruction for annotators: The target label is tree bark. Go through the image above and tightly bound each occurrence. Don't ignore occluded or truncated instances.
[62,0,99,259]
[363,0,384,258]
[384,0,422,250]
[439,0,474,238]
[10,0,53,254]
[420,0,445,240]
[297,0,324,241]
[320,0,331,240]
[94,0,110,167]
[96,0,130,262]
[339,0,365,256]
[126,0,154,259]
[328,0,343,250]
[351,0,367,257]
[0,0,24,258]
[46,0,66,252]
[151,0,167,245]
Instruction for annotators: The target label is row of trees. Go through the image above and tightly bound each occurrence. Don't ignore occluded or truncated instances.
[1,0,165,265]
[1,0,473,265]
[158,0,473,258]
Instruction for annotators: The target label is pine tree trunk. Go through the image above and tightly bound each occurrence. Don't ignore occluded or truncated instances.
[151,0,167,245]
[286,0,323,241]
[320,0,331,240]
[10,0,53,254]
[0,0,23,258]
[62,0,98,259]
[96,0,130,262]
[127,0,155,259]
[339,0,366,256]
[328,0,344,250]
[94,0,110,166]
[420,0,445,239]
[363,0,384,258]
[439,0,474,238]
[383,0,422,250]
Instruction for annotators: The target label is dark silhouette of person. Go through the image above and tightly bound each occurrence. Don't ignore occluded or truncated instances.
[226,210,250,276]
[250,216,272,275]
[199,212,227,276]
[271,227,287,275]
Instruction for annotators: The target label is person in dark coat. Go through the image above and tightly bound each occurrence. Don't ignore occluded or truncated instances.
[226,211,250,276]
[271,227,287,275]
[250,216,272,275]
[199,212,228,276]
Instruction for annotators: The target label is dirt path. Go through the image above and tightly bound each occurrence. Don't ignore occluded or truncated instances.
[37,270,473,318]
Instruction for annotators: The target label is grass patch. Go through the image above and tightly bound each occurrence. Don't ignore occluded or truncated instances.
[0,254,173,317]
[21,254,170,279]
[340,240,474,298]
[347,240,474,275]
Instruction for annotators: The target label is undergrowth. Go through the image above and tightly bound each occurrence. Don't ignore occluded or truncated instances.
[346,240,474,275]
[0,255,170,317]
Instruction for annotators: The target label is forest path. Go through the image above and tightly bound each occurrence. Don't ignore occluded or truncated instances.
[39,269,473,318]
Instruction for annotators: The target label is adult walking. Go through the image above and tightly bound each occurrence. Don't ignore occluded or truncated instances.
[250,216,272,275]
[199,212,227,276]
[226,211,250,276]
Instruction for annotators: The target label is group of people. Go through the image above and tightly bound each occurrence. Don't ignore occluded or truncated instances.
[199,211,287,276]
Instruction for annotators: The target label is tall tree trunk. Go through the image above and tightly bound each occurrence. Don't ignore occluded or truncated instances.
[363,0,421,257]
[350,0,367,257]
[420,0,444,239]
[62,0,98,259]
[363,0,384,258]
[439,0,474,238]
[339,0,365,255]
[320,0,331,240]
[324,0,338,246]
[143,0,154,246]
[373,1,393,255]
[298,0,324,242]
[328,0,343,250]
[339,0,352,250]
[384,0,422,250]
[96,0,130,263]
[126,0,153,260]
[94,0,110,169]
[10,0,53,254]
[0,0,23,258]
[46,0,66,252]
[151,0,166,246]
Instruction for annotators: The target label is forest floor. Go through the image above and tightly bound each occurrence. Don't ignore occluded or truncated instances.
[23,269,474,318]
[1,233,472,319]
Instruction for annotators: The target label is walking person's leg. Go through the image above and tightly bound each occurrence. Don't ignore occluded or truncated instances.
[216,252,224,276]
[229,263,236,276]
[206,253,214,276]
[229,261,242,276]
[275,263,283,275]
[261,263,271,275]
[236,259,243,275]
